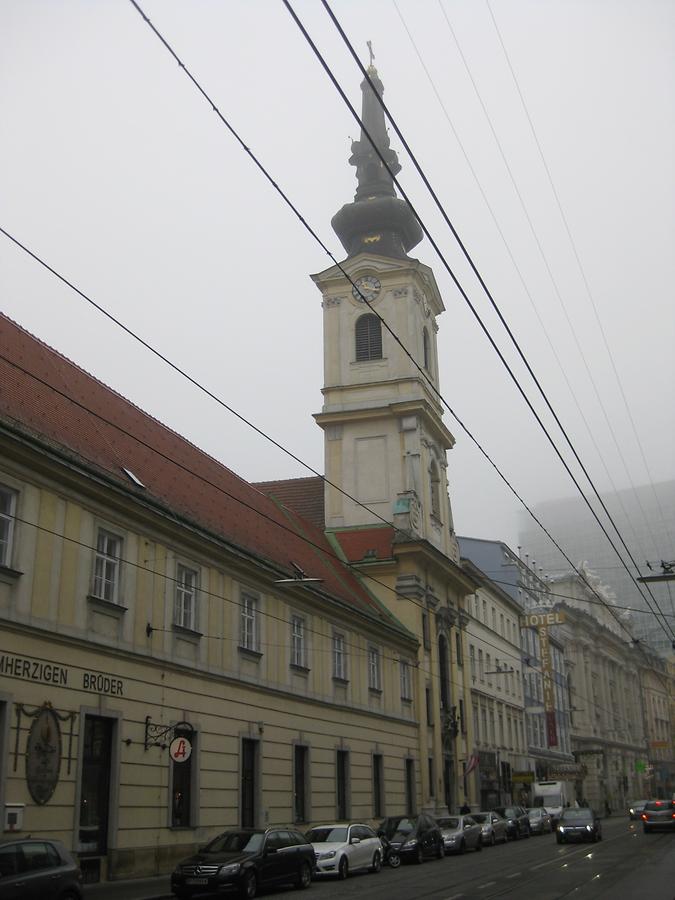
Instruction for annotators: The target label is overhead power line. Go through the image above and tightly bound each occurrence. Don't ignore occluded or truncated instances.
[293,0,673,643]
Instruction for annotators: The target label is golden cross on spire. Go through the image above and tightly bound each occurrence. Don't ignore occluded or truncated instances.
[367,40,375,69]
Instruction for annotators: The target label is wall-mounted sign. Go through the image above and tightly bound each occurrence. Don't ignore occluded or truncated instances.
[25,705,62,804]
[169,736,192,763]
[520,611,566,628]
[0,651,124,695]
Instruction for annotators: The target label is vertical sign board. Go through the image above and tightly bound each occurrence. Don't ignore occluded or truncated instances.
[521,612,566,749]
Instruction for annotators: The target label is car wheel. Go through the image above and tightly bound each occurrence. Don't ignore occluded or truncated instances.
[415,845,424,865]
[513,828,520,840]
[475,837,482,852]
[457,840,465,855]
[524,827,531,838]
[338,856,349,880]
[240,870,257,900]
[388,850,401,869]
[296,861,311,889]
[436,841,445,860]
[370,851,382,873]
[490,832,496,846]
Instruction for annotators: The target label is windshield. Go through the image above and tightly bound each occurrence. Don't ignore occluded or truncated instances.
[495,808,518,818]
[534,794,561,807]
[437,818,459,829]
[205,832,264,854]
[471,814,487,824]
[561,809,592,821]
[380,817,416,838]
[306,827,348,843]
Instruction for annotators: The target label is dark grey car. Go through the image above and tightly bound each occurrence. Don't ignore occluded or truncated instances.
[0,837,83,900]
[556,808,602,843]
[492,806,530,839]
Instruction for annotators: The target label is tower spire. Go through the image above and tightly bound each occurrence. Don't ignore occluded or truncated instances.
[331,47,422,259]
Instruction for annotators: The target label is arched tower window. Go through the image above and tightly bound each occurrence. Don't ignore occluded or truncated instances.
[355,314,382,361]
[423,327,431,371]
[438,634,451,710]
[430,460,441,519]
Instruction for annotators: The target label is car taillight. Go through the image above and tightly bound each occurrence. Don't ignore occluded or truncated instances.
[641,814,647,820]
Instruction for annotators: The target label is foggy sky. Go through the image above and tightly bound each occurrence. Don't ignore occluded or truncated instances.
[1,1,673,571]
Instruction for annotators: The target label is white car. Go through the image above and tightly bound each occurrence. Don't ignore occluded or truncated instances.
[306,822,383,879]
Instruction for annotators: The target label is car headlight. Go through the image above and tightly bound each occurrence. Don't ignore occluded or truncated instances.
[558,826,565,832]
[629,808,634,815]
[318,850,336,860]
[219,863,241,876]
[402,839,418,849]
[586,825,592,832]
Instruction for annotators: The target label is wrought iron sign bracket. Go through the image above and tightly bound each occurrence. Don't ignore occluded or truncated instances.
[144,716,193,751]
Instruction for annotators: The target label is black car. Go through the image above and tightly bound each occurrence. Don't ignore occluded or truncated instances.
[556,807,602,843]
[492,806,530,839]
[377,814,445,864]
[171,828,314,899]
[0,836,83,900]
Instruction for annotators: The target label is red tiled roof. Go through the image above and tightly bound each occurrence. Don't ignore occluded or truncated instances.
[0,314,403,629]
[253,477,324,530]
[334,527,395,563]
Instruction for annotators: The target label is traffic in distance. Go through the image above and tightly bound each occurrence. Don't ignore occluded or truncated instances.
[2,799,673,899]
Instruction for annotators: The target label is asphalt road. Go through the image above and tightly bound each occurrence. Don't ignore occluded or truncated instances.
[303,818,675,900]
[84,818,675,900]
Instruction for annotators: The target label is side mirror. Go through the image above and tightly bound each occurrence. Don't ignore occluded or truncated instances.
[350,837,361,845]
[265,847,278,856]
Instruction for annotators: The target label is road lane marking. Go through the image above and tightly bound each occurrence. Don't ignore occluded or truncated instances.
[444,894,465,899]
[506,872,521,878]
[478,882,497,888]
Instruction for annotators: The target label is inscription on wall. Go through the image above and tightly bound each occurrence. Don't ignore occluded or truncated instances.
[0,652,124,695]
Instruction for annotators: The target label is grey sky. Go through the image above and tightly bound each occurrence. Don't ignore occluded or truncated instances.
[1,0,673,565]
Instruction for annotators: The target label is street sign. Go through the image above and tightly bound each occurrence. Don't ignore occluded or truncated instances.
[169,736,192,763]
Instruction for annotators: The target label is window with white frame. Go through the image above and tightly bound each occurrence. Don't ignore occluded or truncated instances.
[174,564,198,631]
[240,591,259,652]
[290,615,306,668]
[332,631,347,681]
[92,529,122,603]
[478,648,484,682]
[368,645,382,692]
[400,660,412,701]
[0,486,17,568]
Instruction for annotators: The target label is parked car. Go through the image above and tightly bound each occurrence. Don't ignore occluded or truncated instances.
[641,799,675,832]
[628,799,648,820]
[492,806,530,839]
[170,827,314,899]
[556,808,602,844]
[470,812,508,846]
[306,822,382,879]
[377,814,445,864]
[0,836,83,900]
[437,815,483,853]
[527,807,553,834]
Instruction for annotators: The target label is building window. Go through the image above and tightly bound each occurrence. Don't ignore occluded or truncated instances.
[425,685,434,726]
[336,750,349,819]
[428,756,435,797]
[290,615,306,668]
[423,327,431,370]
[459,698,466,734]
[368,646,381,692]
[240,591,259,652]
[470,644,476,680]
[438,635,450,709]
[400,660,412,701]
[486,653,492,686]
[429,461,440,518]
[294,744,308,823]
[473,704,480,742]
[405,758,416,815]
[92,530,122,603]
[500,613,505,636]
[355,313,382,361]
[479,649,485,682]
[174,564,198,631]
[422,610,431,650]
[332,631,347,681]
[0,486,17,568]
[171,727,196,827]
[373,754,384,817]
[455,631,463,666]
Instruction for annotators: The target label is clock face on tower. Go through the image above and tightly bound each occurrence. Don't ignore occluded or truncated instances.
[351,275,381,303]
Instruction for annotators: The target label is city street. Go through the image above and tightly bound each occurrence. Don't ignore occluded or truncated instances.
[84,818,675,900]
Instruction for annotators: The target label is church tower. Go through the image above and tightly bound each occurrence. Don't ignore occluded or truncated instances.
[311,60,477,816]
[312,61,459,564]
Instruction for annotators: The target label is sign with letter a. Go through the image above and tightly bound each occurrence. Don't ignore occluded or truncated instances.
[169,736,192,763]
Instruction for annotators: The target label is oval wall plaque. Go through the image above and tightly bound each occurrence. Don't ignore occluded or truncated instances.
[26,706,62,804]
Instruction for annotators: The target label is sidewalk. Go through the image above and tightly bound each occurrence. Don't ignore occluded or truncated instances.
[83,873,173,900]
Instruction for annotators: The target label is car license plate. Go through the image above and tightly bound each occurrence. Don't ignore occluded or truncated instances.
[186,878,209,885]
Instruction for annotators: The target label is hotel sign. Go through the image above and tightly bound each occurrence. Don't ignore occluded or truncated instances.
[520,611,566,627]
